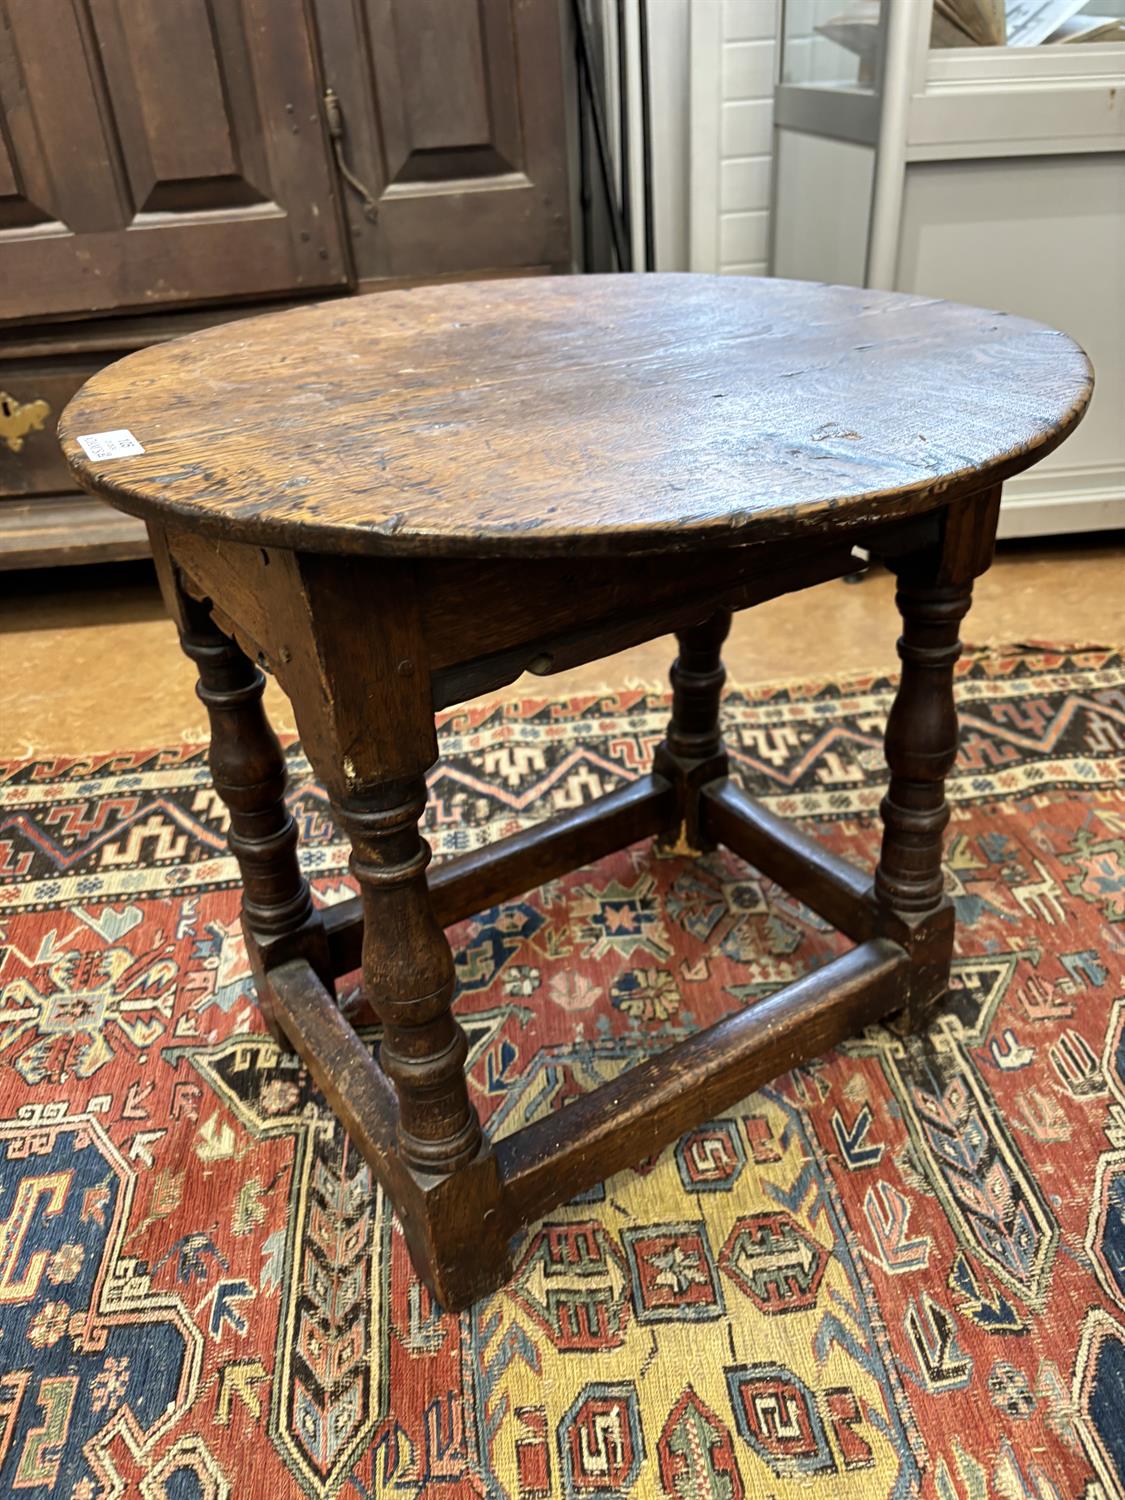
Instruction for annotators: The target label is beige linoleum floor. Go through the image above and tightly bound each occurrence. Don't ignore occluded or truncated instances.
[1,538,1122,759]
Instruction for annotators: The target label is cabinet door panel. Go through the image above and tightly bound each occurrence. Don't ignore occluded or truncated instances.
[92,0,253,213]
[0,0,347,320]
[371,0,519,181]
[1,0,124,233]
[316,0,570,281]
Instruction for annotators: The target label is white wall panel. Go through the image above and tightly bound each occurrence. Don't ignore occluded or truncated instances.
[772,130,875,285]
[723,39,776,98]
[720,154,773,211]
[692,0,779,274]
[900,153,1125,536]
[723,0,778,42]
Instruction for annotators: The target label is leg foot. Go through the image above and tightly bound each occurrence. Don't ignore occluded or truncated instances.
[399,1153,515,1312]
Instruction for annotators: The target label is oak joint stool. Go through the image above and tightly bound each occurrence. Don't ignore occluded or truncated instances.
[61,276,1091,1311]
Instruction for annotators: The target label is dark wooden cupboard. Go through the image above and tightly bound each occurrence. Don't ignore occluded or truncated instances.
[0,0,349,321]
[0,0,571,565]
[315,0,570,284]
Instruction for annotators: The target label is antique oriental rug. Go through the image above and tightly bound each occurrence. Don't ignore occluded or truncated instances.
[0,644,1122,1500]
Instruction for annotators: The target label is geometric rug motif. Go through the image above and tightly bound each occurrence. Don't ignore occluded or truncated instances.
[0,643,1122,1498]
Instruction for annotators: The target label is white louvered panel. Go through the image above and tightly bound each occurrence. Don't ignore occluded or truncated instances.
[717,2,776,275]
[689,0,778,275]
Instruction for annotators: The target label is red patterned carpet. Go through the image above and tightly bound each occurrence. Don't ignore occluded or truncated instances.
[0,645,1122,1499]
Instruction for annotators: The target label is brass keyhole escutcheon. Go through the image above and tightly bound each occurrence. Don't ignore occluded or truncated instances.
[0,392,51,454]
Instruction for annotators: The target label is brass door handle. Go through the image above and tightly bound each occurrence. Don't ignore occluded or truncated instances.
[0,392,51,454]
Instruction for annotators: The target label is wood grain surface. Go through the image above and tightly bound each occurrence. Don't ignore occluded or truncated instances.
[59,275,1092,558]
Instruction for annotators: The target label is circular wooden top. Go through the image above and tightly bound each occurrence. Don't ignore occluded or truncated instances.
[59,275,1091,558]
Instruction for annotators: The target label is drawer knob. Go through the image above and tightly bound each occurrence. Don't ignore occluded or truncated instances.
[0,392,51,454]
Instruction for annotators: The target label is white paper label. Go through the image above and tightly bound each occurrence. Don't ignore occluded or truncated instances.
[76,429,145,461]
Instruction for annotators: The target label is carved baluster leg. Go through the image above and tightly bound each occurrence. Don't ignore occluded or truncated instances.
[875,578,972,917]
[334,780,482,1175]
[655,608,732,851]
[258,550,506,1306]
[873,491,1001,1030]
[666,608,732,762]
[149,533,326,1043]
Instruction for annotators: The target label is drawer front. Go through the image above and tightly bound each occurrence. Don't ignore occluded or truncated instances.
[0,363,99,498]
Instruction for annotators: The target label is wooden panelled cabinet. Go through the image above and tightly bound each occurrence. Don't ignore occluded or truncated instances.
[0,0,349,323]
[317,0,571,284]
[0,0,572,567]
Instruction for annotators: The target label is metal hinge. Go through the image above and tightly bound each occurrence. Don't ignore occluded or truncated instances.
[323,87,379,223]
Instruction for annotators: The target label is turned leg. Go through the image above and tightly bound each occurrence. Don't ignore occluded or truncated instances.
[262,551,485,1179]
[148,530,327,1041]
[177,601,326,1036]
[873,492,1000,1030]
[180,610,309,937]
[334,777,482,1176]
[666,608,732,761]
[655,608,732,851]
[334,774,507,1305]
[874,575,971,920]
[150,541,510,1305]
[278,553,508,1304]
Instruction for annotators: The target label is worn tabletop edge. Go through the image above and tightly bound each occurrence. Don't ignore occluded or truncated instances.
[58,384,1091,560]
[54,274,1095,560]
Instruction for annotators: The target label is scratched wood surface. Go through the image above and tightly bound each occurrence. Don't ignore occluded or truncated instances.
[59,275,1092,559]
